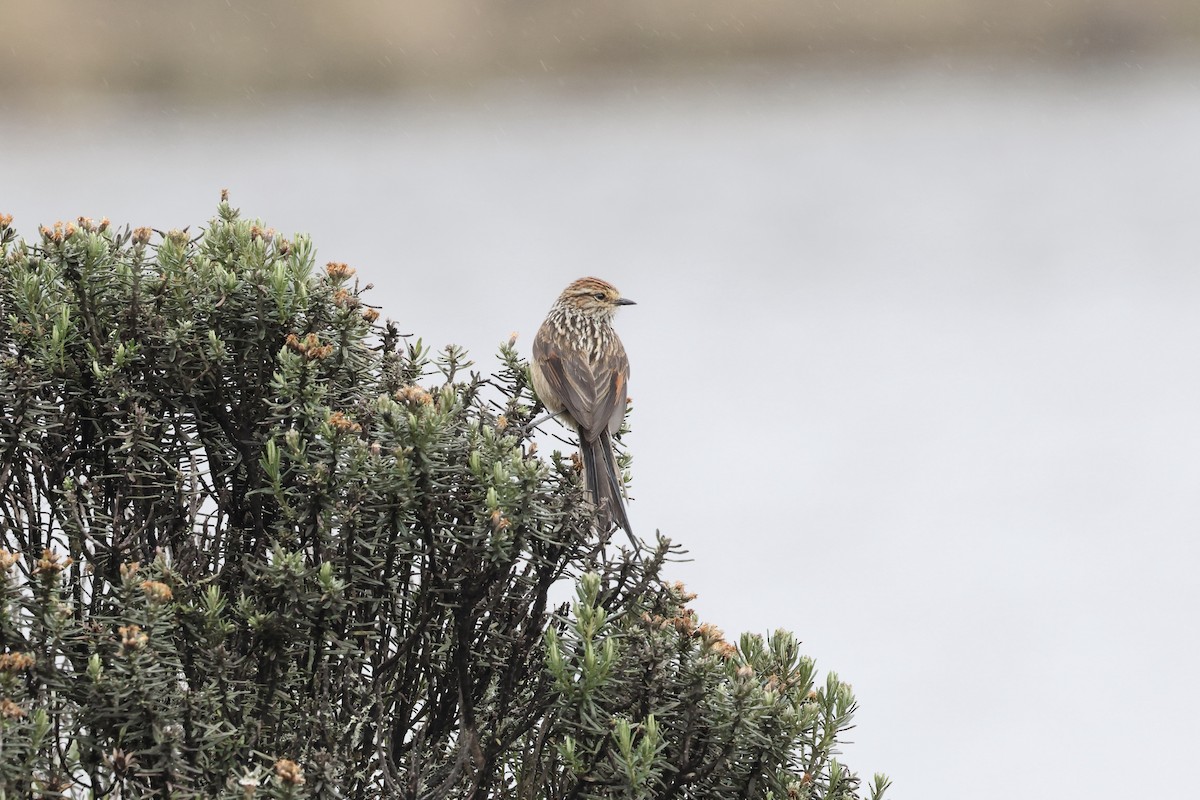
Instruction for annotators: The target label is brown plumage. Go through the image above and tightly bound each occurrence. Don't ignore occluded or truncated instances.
[530,277,635,535]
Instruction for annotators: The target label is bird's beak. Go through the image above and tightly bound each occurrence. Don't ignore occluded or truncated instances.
[615,297,637,306]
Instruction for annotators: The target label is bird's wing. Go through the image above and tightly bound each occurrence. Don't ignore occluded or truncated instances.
[602,339,630,437]
[533,334,629,442]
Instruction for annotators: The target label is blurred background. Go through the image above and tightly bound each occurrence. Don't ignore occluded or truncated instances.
[4,2,1199,798]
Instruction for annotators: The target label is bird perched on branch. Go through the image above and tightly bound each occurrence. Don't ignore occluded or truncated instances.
[531,277,635,535]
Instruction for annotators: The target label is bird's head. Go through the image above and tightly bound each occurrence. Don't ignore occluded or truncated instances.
[557,277,636,319]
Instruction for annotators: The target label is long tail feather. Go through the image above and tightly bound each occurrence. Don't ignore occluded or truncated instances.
[581,431,632,536]
[579,436,606,530]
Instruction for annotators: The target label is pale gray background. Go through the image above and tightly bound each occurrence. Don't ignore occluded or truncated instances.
[5,32,1199,800]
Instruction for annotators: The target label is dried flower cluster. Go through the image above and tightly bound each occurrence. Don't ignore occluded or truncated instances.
[118,624,148,651]
[139,580,173,604]
[76,216,110,233]
[332,287,358,309]
[0,652,35,672]
[34,549,72,576]
[326,411,362,435]
[274,758,305,786]
[285,332,335,360]
[324,261,355,281]
[394,384,433,407]
[1,697,27,719]
[38,220,77,243]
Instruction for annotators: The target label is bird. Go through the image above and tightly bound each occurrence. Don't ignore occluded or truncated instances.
[530,277,635,536]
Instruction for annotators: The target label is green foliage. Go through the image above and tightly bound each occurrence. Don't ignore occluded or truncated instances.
[0,207,888,798]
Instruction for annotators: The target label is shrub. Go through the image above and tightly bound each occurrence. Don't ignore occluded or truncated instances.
[0,205,888,799]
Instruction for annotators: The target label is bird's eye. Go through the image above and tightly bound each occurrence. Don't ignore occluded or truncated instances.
[594,292,606,301]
